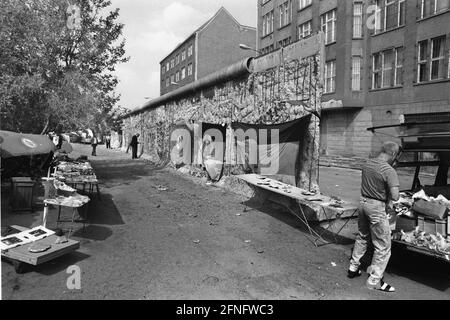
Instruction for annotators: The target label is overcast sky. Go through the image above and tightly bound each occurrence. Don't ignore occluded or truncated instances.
[109,0,257,111]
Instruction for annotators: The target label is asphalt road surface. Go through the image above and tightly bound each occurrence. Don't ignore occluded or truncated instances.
[1,144,449,300]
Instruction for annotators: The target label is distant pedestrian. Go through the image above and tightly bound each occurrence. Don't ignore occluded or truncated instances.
[105,135,111,149]
[129,133,140,159]
[91,135,98,156]
[348,141,400,293]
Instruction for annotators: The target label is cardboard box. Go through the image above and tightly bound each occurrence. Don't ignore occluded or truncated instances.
[413,199,449,220]
[417,216,447,236]
[395,215,417,232]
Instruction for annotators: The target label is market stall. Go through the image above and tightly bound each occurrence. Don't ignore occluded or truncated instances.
[368,121,450,262]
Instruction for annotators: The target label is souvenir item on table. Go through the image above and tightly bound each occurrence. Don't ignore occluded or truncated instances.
[398,227,450,254]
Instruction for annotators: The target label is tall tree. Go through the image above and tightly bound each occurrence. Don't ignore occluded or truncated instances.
[0,0,129,134]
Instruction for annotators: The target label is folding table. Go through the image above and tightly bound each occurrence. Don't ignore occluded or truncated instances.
[236,174,358,247]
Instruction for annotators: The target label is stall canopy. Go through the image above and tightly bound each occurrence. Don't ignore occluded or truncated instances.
[0,130,55,158]
[368,121,450,152]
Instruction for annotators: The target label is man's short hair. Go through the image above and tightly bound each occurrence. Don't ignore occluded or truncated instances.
[381,141,400,156]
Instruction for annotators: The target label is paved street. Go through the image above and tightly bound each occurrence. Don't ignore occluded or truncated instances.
[1,144,449,300]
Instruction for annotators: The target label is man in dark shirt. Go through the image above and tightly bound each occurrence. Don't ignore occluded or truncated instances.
[130,133,140,159]
[348,141,400,293]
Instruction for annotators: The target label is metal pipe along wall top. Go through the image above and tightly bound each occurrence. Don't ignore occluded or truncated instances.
[124,57,254,118]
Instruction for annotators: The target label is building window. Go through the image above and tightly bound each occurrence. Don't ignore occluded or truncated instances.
[261,44,275,55]
[188,45,193,57]
[430,36,446,80]
[181,50,186,61]
[299,0,312,10]
[382,49,394,87]
[324,60,336,93]
[418,40,428,83]
[420,0,450,19]
[176,54,180,65]
[166,62,170,71]
[395,47,403,86]
[161,65,165,75]
[170,74,175,84]
[298,20,312,40]
[175,71,180,82]
[321,9,336,44]
[373,0,405,34]
[171,59,175,68]
[372,53,382,89]
[187,63,193,76]
[181,67,186,80]
[278,37,291,48]
[262,10,274,36]
[372,47,404,88]
[353,2,363,38]
[352,56,362,91]
[279,1,292,28]
[166,78,170,87]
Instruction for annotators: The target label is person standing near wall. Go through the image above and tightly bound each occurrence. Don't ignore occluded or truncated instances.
[105,134,111,149]
[91,134,98,156]
[347,141,401,293]
[130,133,140,159]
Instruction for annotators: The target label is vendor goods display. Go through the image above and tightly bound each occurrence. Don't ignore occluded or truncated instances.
[44,194,90,208]
[396,227,450,255]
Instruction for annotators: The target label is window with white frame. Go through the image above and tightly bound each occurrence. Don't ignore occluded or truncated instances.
[187,63,193,76]
[262,10,274,36]
[321,9,336,44]
[352,56,362,91]
[181,67,186,80]
[188,45,193,57]
[448,48,450,78]
[373,0,405,34]
[353,2,363,38]
[176,54,180,65]
[382,49,394,87]
[420,0,450,19]
[430,36,446,80]
[171,59,175,68]
[395,47,403,86]
[324,60,336,93]
[162,65,165,74]
[372,53,382,89]
[298,20,312,40]
[372,47,404,88]
[418,40,428,83]
[279,1,292,28]
[170,74,175,84]
[166,62,170,71]
[175,71,180,82]
[299,0,312,10]
[181,50,186,61]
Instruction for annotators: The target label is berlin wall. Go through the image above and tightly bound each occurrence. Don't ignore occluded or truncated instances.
[122,33,325,192]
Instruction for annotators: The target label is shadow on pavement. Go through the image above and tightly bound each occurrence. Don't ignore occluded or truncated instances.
[389,246,450,292]
[72,225,113,241]
[242,197,355,246]
[85,193,125,226]
[89,159,161,188]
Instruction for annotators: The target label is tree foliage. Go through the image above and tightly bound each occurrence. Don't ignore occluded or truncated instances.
[0,0,129,134]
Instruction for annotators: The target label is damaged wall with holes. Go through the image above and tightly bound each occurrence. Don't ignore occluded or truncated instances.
[122,34,324,191]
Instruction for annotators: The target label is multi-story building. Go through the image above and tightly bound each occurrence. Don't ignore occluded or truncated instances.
[160,7,256,96]
[257,0,450,157]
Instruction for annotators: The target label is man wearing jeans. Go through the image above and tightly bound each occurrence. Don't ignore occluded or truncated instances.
[348,141,401,293]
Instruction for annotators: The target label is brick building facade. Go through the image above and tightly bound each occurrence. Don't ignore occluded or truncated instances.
[257,0,450,158]
[160,7,257,96]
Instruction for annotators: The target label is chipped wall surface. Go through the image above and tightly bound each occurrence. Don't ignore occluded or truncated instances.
[123,35,324,192]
